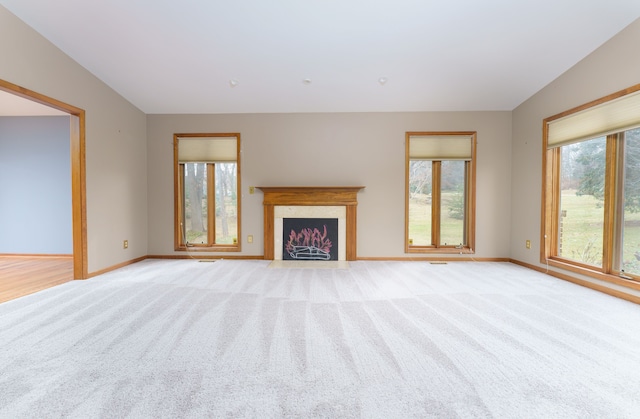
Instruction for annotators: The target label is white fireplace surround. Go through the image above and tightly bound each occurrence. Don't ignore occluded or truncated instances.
[274,206,347,261]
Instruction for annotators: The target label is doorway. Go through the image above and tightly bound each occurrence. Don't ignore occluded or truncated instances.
[0,79,87,279]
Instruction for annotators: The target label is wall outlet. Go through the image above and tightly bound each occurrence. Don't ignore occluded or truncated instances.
[247,235,253,243]
[123,240,129,249]
[526,239,531,249]
[249,186,255,194]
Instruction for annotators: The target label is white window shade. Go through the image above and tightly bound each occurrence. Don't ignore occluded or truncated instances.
[547,89,640,148]
[409,135,473,160]
[178,137,237,162]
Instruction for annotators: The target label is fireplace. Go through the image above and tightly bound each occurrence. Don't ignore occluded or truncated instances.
[282,218,338,261]
[257,186,364,261]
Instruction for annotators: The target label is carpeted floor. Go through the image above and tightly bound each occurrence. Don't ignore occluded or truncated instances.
[1,260,639,418]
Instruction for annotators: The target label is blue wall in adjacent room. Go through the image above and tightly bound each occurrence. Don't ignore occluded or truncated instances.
[0,116,72,254]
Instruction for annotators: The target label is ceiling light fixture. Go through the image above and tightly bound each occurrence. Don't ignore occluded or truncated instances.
[378,77,388,85]
[302,78,312,85]
[229,79,239,87]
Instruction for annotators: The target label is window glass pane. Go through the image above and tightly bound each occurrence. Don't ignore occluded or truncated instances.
[619,128,640,276]
[558,137,605,267]
[215,163,238,244]
[184,163,208,244]
[408,160,432,245]
[440,160,465,246]
[176,134,241,250]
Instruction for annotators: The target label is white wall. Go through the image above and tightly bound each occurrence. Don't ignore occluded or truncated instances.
[511,18,640,291]
[0,6,148,273]
[147,111,512,258]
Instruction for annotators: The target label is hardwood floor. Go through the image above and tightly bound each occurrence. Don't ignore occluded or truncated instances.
[0,256,74,304]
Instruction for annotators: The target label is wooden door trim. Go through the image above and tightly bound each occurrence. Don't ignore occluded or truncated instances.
[0,79,87,279]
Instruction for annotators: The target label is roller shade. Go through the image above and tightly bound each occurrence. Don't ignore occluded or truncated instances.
[409,134,473,160]
[547,89,640,148]
[177,137,237,162]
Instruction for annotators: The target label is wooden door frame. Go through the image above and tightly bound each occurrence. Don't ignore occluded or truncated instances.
[0,79,87,279]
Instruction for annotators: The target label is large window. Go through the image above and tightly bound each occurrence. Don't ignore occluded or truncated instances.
[174,133,240,251]
[405,132,476,253]
[543,84,640,281]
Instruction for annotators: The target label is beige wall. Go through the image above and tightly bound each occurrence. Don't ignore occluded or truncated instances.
[147,111,512,258]
[511,18,640,294]
[11,3,636,274]
[0,6,148,274]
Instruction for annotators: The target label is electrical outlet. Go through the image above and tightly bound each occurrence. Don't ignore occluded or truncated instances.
[249,186,255,194]
[247,235,253,243]
[123,240,129,249]
[526,240,531,249]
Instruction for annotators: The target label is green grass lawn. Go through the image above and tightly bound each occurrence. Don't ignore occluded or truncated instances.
[408,192,463,246]
[185,197,238,245]
[560,189,640,273]
[559,191,603,264]
[186,214,238,245]
[409,189,640,274]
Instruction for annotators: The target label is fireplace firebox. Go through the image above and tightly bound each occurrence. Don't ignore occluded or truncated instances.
[283,218,339,261]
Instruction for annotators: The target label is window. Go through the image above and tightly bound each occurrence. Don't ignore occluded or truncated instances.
[543,84,640,281]
[405,132,476,253]
[174,133,241,251]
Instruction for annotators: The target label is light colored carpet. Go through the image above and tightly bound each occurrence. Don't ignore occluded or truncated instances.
[268,260,350,269]
[1,260,640,418]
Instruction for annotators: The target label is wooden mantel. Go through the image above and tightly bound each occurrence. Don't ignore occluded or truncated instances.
[257,186,365,260]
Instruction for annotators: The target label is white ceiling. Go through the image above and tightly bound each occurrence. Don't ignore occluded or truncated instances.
[2,0,640,114]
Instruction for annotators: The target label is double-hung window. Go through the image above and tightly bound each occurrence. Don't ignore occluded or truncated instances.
[174,133,241,251]
[405,132,476,253]
[543,84,640,281]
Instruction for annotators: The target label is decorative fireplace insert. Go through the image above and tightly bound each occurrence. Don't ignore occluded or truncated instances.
[283,218,339,261]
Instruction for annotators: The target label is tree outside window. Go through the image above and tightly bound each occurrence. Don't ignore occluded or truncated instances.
[543,84,640,281]
[406,132,476,253]
[174,134,240,251]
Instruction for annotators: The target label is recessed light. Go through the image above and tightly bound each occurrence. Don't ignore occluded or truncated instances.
[229,79,239,87]
[378,77,388,85]
[302,78,312,85]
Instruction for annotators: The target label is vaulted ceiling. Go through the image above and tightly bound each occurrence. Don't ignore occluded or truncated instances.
[2,0,640,114]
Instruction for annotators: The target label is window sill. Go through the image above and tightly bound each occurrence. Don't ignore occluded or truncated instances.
[407,246,474,254]
[545,257,640,292]
[176,245,241,252]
